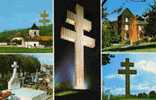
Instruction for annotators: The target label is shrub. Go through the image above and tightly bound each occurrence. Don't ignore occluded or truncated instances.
[149,91,156,98]
[138,92,148,98]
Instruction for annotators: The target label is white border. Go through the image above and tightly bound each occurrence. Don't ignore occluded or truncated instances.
[100,0,103,100]
[52,0,55,99]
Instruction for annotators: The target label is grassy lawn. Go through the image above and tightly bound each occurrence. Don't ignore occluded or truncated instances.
[126,48,156,52]
[0,47,53,53]
[55,91,78,96]
[103,96,156,100]
[111,98,156,100]
[103,42,156,52]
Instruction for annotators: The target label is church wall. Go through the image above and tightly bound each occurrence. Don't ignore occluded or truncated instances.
[29,30,40,38]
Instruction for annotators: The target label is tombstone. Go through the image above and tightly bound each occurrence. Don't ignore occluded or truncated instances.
[118,58,137,96]
[60,4,95,89]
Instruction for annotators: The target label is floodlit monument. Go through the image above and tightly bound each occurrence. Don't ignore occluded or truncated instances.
[61,4,95,89]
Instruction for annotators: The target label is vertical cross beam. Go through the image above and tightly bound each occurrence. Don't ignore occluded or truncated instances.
[74,4,85,89]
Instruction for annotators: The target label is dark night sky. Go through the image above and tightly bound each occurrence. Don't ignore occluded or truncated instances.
[55,0,101,91]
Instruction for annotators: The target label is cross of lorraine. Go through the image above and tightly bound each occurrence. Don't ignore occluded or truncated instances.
[60,4,95,89]
[118,58,137,96]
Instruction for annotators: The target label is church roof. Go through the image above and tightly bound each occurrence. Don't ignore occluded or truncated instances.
[119,8,134,18]
[30,23,39,30]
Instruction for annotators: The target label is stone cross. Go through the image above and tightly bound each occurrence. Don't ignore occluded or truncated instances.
[8,61,19,90]
[60,4,95,89]
[118,58,137,96]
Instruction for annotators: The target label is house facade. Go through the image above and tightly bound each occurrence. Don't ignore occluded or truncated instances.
[117,8,145,45]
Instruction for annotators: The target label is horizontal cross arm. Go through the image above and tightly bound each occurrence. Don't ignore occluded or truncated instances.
[118,69,126,74]
[66,10,92,32]
[60,27,76,43]
[118,69,137,74]
[83,35,95,48]
[129,70,137,74]
[121,62,134,67]
[66,10,76,25]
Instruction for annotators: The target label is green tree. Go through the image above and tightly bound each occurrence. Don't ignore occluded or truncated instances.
[102,54,115,65]
[149,91,156,98]
[102,20,120,48]
[39,10,50,26]
[102,20,112,48]
[0,55,41,88]
[144,0,156,37]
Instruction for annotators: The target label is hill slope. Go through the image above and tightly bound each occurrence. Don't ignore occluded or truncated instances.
[0,24,53,42]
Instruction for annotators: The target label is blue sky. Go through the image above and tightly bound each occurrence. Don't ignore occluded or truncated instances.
[105,0,154,21]
[23,53,53,65]
[103,53,156,95]
[0,0,53,32]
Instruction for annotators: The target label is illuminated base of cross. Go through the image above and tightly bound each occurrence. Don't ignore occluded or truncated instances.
[74,83,86,90]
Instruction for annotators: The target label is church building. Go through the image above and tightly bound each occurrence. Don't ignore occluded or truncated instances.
[29,23,40,38]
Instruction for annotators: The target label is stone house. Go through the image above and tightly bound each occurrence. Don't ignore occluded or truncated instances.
[111,8,146,45]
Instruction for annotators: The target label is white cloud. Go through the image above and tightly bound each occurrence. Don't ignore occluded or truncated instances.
[105,82,156,95]
[104,74,124,80]
[132,82,156,94]
[104,87,125,95]
[113,88,125,95]
[136,60,156,74]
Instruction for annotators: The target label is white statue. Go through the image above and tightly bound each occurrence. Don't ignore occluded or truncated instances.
[8,61,19,90]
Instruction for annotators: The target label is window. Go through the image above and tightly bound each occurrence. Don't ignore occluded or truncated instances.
[125,17,129,22]
[125,25,129,31]
[138,26,142,31]
[34,31,37,36]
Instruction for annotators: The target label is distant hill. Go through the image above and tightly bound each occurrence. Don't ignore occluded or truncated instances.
[0,24,53,42]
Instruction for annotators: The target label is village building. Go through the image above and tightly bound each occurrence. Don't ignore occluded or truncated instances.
[24,41,41,48]
[11,23,52,48]
[0,42,7,46]
[29,23,40,38]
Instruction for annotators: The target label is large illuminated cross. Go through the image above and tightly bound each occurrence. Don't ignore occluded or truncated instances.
[61,4,95,89]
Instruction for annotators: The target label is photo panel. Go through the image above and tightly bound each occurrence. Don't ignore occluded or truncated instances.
[102,53,156,100]
[0,0,53,53]
[54,0,101,100]
[102,0,155,52]
[0,53,54,99]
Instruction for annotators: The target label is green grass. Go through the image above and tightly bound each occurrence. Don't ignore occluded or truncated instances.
[103,96,156,100]
[112,98,156,100]
[125,48,156,52]
[55,91,78,96]
[103,42,156,52]
[0,47,53,53]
